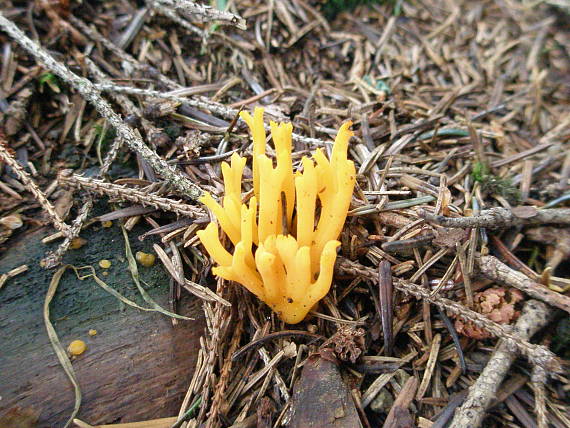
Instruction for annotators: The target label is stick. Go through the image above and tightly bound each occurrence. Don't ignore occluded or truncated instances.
[152,0,246,30]
[58,172,204,218]
[420,206,570,229]
[337,258,560,373]
[479,256,570,314]
[450,300,552,428]
[0,132,71,237]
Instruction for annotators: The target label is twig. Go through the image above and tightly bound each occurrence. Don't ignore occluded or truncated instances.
[92,82,332,147]
[337,258,560,372]
[420,207,570,229]
[0,132,71,237]
[0,14,203,200]
[378,261,394,356]
[479,255,570,314]
[150,2,205,36]
[58,172,204,218]
[152,0,246,30]
[451,300,552,428]
[92,82,240,120]
[42,200,93,269]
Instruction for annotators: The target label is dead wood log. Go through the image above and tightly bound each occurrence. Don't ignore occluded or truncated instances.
[0,228,205,427]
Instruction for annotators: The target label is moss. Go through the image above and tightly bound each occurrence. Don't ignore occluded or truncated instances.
[471,161,521,204]
[552,317,570,359]
[321,0,391,20]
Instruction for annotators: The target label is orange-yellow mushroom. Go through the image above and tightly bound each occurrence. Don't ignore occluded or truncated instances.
[198,107,355,323]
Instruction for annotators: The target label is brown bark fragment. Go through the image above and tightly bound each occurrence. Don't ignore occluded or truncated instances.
[289,354,362,428]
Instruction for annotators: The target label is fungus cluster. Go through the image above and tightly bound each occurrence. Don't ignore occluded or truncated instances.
[197,108,356,323]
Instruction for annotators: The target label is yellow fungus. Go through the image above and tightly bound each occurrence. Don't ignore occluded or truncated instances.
[69,237,87,250]
[101,220,113,228]
[99,259,111,269]
[68,340,87,356]
[136,251,156,267]
[198,107,355,324]
[88,329,98,336]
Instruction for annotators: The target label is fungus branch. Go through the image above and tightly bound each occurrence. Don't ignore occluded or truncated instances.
[197,108,356,323]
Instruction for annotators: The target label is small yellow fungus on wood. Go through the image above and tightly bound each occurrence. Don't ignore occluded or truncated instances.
[88,329,97,336]
[101,220,113,228]
[69,237,87,250]
[136,251,156,267]
[99,259,111,269]
[198,107,356,324]
[68,340,87,356]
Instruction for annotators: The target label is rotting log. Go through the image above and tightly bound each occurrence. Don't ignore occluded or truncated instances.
[0,224,205,427]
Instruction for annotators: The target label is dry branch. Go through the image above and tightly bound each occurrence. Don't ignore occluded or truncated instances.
[0,132,71,237]
[451,300,551,428]
[149,2,205,36]
[58,172,204,218]
[479,255,570,314]
[0,14,203,200]
[42,200,93,268]
[152,0,246,30]
[337,258,560,372]
[420,207,570,229]
[91,83,332,147]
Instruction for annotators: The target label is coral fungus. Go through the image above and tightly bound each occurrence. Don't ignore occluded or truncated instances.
[197,107,355,323]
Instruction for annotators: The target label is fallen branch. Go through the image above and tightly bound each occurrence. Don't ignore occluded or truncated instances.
[337,258,560,372]
[0,14,203,200]
[58,172,204,218]
[152,0,247,30]
[0,132,71,237]
[420,206,570,229]
[91,83,332,147]
[42,200,93,269]
[479,255,570,314]
[450,300,551,428]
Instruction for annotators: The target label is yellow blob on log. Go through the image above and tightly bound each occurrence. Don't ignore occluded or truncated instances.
[68,340,87,356]
[99,259,111,269]
[136,251,156,267]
